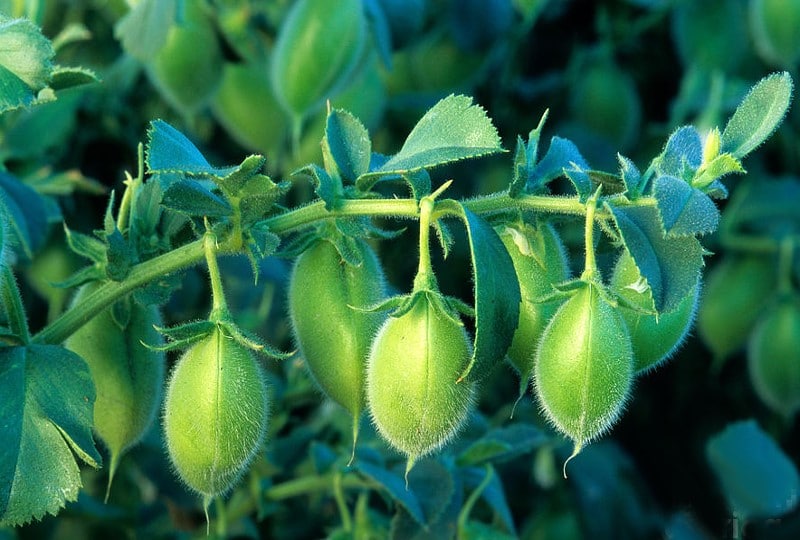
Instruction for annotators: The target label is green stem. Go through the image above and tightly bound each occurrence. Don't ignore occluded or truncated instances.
[777,236,796,296]
[264,473,369,501]
[204,229,228,317]
[580,187,602,281]
[1,265,30,344]
[333,471,353,533]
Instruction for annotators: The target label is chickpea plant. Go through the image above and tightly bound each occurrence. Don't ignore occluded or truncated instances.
[0,12,797,537]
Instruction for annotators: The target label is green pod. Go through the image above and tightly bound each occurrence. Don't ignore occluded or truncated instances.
[367,293,475,469]
[750,0,800,68]
[163,326,268,498]
[211,61,288,157]
[534,282,633,458]
[611,251,698,373]
[747,296,800,419]
[671,0,748,72]
[697,255,775,363]
[148,2,223,114]
[271,0,366,119]
[499,221,569,384]
[289,238,386,422]
[64,283,165,492]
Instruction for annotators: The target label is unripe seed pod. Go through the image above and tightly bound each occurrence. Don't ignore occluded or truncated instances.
[367,293,474,468]
[697,255,775,362]
[499,221,569,383]
[64,283,165,495]
[611,251,698,373]
[163,326,268,498]
[747,296,800,419]
[534,282,633,460]
[289,238,386,421]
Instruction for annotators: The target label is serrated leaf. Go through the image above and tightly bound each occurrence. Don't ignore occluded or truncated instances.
[373,94,503,175]
[653,176,720,236]
[564,164,592,200]
[0,16,54,113]
[654,126,702,180]
[608,204,703,313]
[114,0,178,62]
[706,419,799,520]
[456,424,548,466]
[357,461,425,524]
[721,72,793,159]
[508,136,527,198]
[528,136,589,191]
[217,154,266,196]
[325,108,371,182]
[389,460,463,539]
[239,175,288,224]
[63,226,105,264]
[692,153,745,190]
[48,66,98,90]
[161,180,233,218]
[618,154,643,197]
[0,345,101,527]
[0,173,49,260]
[146,120,236,178]
[294,164,343,211]
[451,204,521,382]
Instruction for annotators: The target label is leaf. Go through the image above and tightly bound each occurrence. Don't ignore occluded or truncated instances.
[146,120,236,178]
[652,175,720,236]
[721,71,793,159]
[324,108,371,182]
[0,16,54,113]
[654,126,702,180]
[528,136,589,192]
[451,204,521,382]
[692,153,745,190]
[706,419,799,520]
[608,204,703,313]
[293,164,343,211]
[356,461,425,524]
[161,180,233,218]
[367,94,503,179]
[456,424,548,467]
[0,345,101,527]
[508,136,528,198]
[48,66,98,91]
[0,172,49,260]
[114,0,178,62]
[618,154,643,197]
[460,466,516,534]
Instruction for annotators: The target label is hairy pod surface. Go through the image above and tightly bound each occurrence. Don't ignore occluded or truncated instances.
[64,283,164,483]
[366,293,475,464]
[697,255,775,361]
[271,0,366,118]
[747,296,800,419]
[534,282,633,454]
[163,327,268,497]
[499,221,569,383]
[611,251,698,373]
[289,238,386,419]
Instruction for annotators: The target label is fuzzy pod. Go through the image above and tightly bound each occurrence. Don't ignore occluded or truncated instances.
[163,326,268,498]
[366,293,475,469]
[64,283,165,492]
[747,296,800,419]
[534,282,633,460]
[611,250,699,374]
[289,238,386,422]
[499,221,570,385]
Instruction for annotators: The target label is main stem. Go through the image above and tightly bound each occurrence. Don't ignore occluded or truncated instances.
[31,190,631,346]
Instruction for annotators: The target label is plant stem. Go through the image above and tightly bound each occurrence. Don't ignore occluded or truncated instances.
[1,265,30,344]
[204,229,228,317]
[777,236,796,296]
[264,473,369,501]
[580,187,602,281]
[333,471,353,532]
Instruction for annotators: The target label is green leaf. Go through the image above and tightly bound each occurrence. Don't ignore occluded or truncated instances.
[161,180,233,218]
[371,94,503,176]
[63,225,105,265]
[0,345,101,527]
[608,204,703,313]
[528,136,589,192]
[461,467,516,535]
[721,71,793,159]
[0,16,54,113]
[618,154,643,197]
[324,108,371,182]
[652,175,720,236]
[214,154,266,196]
[653,126,702,181]
[456,424,548,467]
[692,152,745,190]
[508,136,528,198]
[114,0,178,62]
[452,204,521,382]
[48,66,98,91]
[706,419,799,520]
[293,164,343,211]
[146,120,236,178]
[0,173,49,260]
[356,461,425,524]
[239,175,288,224]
